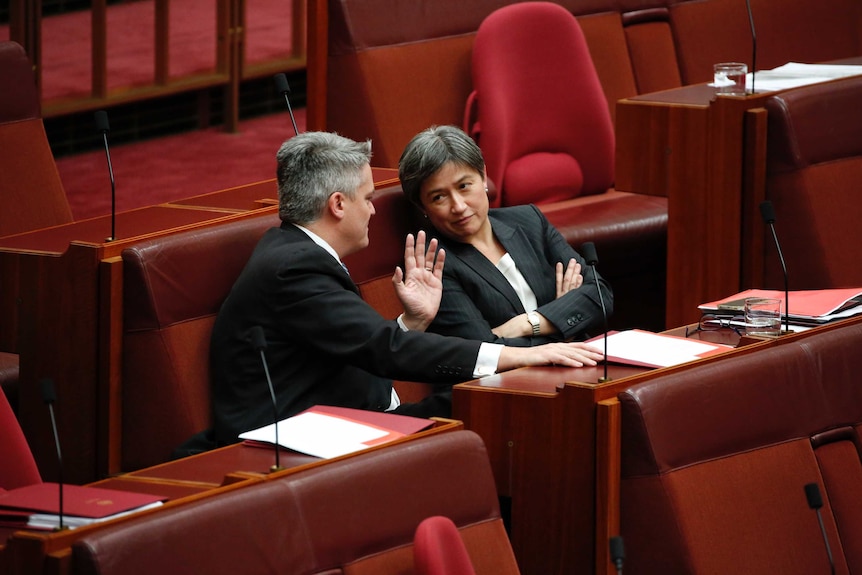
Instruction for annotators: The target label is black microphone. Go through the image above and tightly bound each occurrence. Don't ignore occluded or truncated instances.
[94,110,116,242]
[804,483,835,575]
[745,0,757,94]
[759,200,790,334]
[609,535,625,575]
[40,378,67,531]
[273,73,299,137]
[581,242,610,383]
[249,326,283,472]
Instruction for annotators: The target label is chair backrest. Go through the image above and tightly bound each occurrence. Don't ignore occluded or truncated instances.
[414,516,479,575]
[120,212,280,470]
[71,430,519,575]
[0,41,73,238]
[0,385,41,490]
[619,320,862,573]
[468,2,614,208]
[761,75,862,290]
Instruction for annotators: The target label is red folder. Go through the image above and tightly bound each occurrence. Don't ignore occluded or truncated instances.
[0,483,166,530]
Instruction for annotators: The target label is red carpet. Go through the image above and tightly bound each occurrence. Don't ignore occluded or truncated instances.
[1,0,296,102]
[57,108,306,220]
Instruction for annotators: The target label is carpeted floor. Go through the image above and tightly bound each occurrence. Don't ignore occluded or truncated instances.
[57,108,306,220]
[1,0,296,102]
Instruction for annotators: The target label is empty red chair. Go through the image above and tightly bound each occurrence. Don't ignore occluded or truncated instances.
[414,515,478,575]
[465,2,615,208]
[0,387,41,490]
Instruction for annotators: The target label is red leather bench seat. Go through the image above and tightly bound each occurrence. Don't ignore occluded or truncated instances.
[619,319,862,573]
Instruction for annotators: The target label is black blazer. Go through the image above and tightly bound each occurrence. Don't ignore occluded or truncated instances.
[209,223,481,445]
[429,204,612,346]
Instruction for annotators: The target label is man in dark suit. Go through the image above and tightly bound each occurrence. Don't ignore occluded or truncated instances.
[209,132,603,446]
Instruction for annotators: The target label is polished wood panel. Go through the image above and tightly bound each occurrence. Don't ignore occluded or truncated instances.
[0,205,274,485]
[616,84,772,327]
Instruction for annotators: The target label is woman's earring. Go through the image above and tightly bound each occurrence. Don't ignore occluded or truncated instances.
[484,186,489,193]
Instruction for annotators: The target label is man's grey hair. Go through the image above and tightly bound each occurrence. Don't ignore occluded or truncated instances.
[276,132,373,224]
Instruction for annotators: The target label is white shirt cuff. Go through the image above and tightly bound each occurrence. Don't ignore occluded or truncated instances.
[385,387,401,411]
[474,342,503,378]
[396,314,409,332]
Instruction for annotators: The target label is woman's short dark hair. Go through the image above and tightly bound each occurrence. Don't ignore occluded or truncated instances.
[398,125,485,207]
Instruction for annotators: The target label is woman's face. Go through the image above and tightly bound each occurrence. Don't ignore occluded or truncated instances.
[419,162,489,244]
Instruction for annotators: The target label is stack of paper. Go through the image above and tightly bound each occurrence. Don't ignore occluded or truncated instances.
[0,483,165,530]
[239,405,435,459]
[584,330,732,369]
[699,288,862,324]
[748,62,862,92]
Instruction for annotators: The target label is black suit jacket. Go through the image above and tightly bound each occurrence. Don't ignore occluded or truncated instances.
[209,223,480,445]
[429,204,612,346]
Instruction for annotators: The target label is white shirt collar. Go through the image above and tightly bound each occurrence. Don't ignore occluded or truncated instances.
[293,223,345,268]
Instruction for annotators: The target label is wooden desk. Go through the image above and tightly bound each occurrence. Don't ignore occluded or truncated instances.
[452,327,757,575]
[615,84,772,328]
[0,418,461,575]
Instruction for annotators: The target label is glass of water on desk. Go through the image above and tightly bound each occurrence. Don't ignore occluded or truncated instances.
[744,297,781,337]
[713,62,748,96]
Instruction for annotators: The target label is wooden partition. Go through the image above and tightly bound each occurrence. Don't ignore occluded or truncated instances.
[6,0,306,130]
[615,85,772,326]
[0,195,278,485]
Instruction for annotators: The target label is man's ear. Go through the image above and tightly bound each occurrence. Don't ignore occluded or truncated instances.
[328,191,346,221]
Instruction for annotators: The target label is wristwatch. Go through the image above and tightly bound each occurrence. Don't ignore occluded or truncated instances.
[526,311,541,337]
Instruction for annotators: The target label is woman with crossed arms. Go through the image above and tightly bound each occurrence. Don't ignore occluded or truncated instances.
[398,125,612,346]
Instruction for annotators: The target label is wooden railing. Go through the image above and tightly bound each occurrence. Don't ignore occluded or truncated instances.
[6,0,305,131]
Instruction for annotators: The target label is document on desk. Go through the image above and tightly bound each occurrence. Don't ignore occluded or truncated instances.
[0,483,165,530]
[239,405,434,459]
[585,330,732,369]
[748,62,862,92]
[700,288,862,324]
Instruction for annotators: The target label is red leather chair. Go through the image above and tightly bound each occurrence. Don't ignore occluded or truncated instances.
[761,75,862,290]
[465,2,668,331]
[466,1,614,208]
[1,41,74,410]
[414,515,479,575]
[0,41,73,238]
[0,386,41,491]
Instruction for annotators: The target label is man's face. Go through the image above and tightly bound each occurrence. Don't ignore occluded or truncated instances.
[341,164,376,256]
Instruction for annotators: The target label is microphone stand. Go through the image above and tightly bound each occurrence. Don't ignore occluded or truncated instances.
[581,242,611,383]
[273,73,299,137]
[804,483,835,575]
[759,201,791,334]
[250,326,283,472]
[597,282,610,383]
[768,222,791,334]
[745,0,757,94]
[40,379,67,531]
[95,110,116,242]
[609,535,625,575]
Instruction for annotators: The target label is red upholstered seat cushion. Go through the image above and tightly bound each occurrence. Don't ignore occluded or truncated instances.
[503,152,584,206]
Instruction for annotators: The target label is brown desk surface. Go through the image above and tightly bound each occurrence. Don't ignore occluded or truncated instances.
[0,205,255,254]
